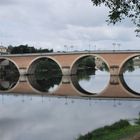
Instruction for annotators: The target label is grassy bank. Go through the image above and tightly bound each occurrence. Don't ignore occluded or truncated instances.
[76,120,140,140]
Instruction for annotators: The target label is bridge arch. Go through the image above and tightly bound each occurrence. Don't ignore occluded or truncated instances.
[70,75,96,96]
[119,54,140,75]
[70,54,110,75]
[70,75,110,96]
[70,54,110,95]
[26,56,63,94]
[26,56,63,75]
[119,75,140,97]
[0,57,20,92]
[0,57,20,73]
[26,74,63,94]
[119,54,140,96]
[0,78,20,93]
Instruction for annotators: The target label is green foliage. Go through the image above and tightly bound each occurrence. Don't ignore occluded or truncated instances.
[76,56,109,80]
[76,56,96,81]
[91,0,140,36]
[76,119,140,140]
[99,62,109,72]
[135,119,140,125]
[8,44,53,54]
[34,58,62,78]
[103,120,130,131]
[123,59,135,73]
[77,69,95,81]
[78,56,95,69]
[35,76,62,92]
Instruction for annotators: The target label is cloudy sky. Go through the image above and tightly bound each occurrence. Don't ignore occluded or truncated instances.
[0,0,140,51]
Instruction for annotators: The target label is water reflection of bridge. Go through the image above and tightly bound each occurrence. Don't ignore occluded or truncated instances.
[0,75,139,98]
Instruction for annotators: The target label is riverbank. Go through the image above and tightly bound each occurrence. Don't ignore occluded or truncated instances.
[121,132,140,140]
[76,120,140,140]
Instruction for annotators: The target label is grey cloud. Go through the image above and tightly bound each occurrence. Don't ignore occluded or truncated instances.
[0,0,139,51]
[0,0,16,5]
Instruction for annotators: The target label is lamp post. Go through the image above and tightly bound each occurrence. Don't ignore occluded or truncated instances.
[94,45,96,51]
[64,45,74,52]
[112,43,121,51]
[70,45,74,51]
[64,45,68,52]
[89,44,91,53]
[117,43,121,51]
[112,43,116,51]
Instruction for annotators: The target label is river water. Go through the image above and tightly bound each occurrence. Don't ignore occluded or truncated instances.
[0,95,140,140]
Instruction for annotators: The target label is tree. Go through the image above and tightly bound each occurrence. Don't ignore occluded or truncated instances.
[91,0,140,36]
[8,44,53,54]
[9,45,36,54]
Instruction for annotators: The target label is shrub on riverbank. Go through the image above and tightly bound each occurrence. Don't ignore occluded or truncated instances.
[76,119,140,140]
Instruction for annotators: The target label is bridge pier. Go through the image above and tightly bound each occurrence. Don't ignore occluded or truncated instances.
[62,66,71,76]
[62,76,71,84]
[19,68,27,75]
[110,76,119,85]
[110,65,120,76]
[19,75,27,82]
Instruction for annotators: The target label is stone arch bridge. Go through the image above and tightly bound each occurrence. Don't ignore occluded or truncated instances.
[0,50,140,76]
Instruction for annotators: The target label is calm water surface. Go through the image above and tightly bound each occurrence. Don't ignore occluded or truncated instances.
[0,95,140,140]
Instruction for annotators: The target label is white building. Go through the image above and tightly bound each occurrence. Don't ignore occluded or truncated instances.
[0,45,8,54]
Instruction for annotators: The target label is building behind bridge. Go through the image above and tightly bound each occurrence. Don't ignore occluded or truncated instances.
[0,45,8,55]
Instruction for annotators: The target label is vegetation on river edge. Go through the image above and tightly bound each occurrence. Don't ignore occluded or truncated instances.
[76,118,140,140]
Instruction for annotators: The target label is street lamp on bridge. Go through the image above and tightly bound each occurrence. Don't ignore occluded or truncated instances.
[112,43,121,51]
[64,45,74,52]
[64,45,68,52]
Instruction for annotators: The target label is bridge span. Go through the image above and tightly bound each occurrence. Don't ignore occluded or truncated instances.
[0,50,140,76]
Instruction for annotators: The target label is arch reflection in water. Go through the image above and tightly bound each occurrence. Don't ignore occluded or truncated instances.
[121,56,140,95]
[28,75,62,93]
[0,58,19,91]
[27,57,62,93]
[72,55,110,95]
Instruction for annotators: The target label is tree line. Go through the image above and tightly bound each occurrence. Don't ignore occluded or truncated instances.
[8,44,53,54]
